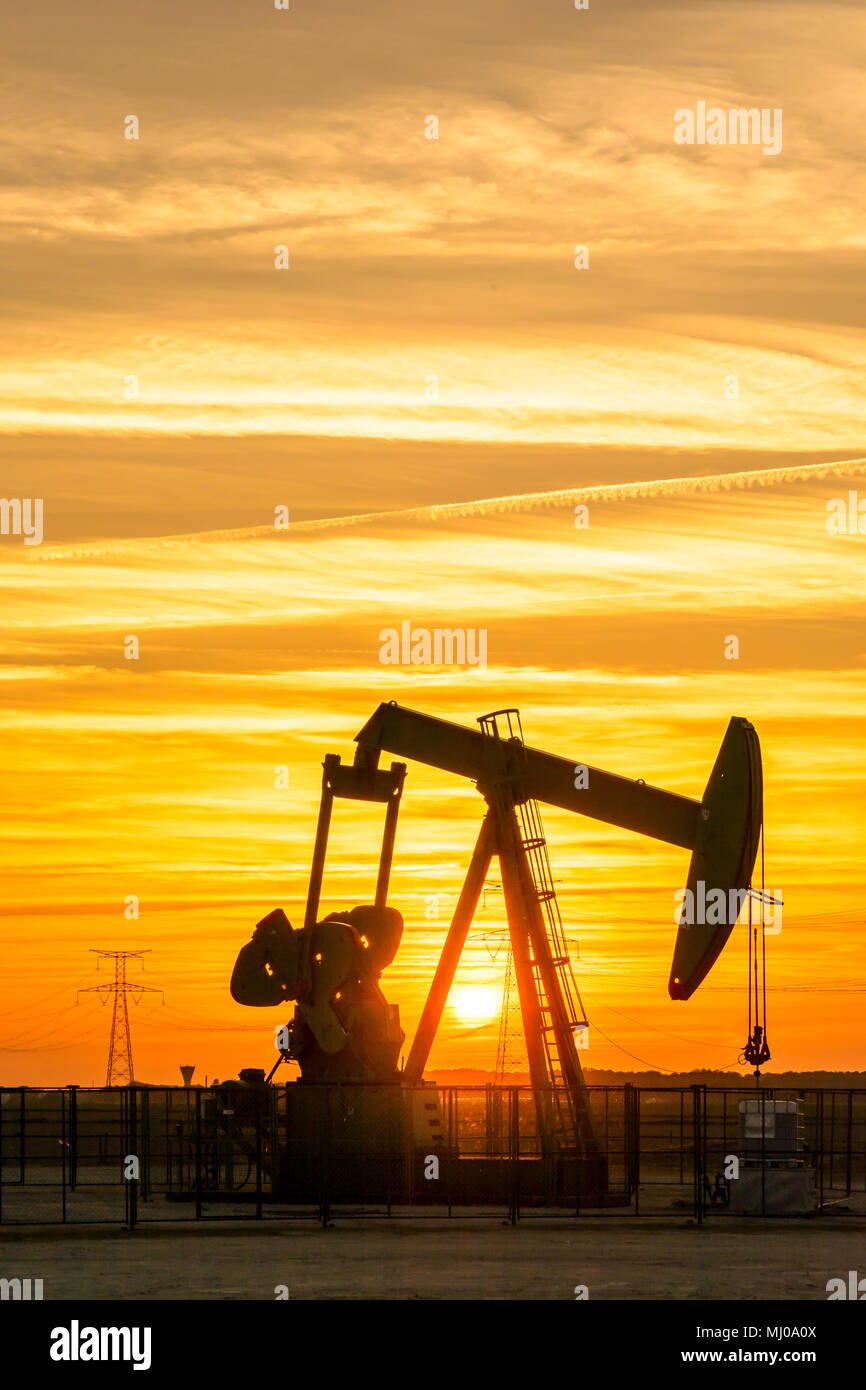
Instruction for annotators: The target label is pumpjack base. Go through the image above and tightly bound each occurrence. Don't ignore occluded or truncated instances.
[275,1153,611,1208]
[272,1085,611,1206]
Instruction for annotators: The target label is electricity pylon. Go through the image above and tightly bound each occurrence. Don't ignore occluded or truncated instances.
[78,950,163,1086]
[495,943,528,1081]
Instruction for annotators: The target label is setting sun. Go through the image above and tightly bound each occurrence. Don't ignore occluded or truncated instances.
[451,985,501,1026]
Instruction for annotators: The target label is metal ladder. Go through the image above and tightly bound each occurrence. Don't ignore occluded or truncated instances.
[518,794,589,1081]
[480,710,590,1148]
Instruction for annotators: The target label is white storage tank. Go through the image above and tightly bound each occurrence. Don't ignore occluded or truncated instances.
[728,1096,815,1214]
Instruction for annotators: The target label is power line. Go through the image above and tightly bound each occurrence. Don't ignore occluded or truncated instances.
[0,1003,82,1049]
[0,978,93,1024]
[585,1020,677,1072]
[592,1001,738,1050]
[0,1021,112,1054]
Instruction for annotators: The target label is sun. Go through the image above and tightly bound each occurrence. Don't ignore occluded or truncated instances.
[451,984,501,1025]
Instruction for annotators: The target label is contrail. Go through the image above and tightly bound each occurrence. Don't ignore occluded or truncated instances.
[290,455,866,530]
[33,455,866,560]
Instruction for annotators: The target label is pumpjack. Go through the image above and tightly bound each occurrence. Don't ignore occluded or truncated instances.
[229,703,762,1202]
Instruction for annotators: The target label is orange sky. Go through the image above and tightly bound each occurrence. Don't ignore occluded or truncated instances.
[2,1,865,1084]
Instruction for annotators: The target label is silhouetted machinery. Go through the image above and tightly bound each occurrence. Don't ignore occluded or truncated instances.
[232,903,404,1082]
[229,703,762,1204]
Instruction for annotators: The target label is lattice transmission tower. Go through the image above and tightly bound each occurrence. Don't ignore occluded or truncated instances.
[495,943,528,1082]
[78,950,163,1086]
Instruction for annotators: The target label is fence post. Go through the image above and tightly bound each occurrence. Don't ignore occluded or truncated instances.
[385,1083,393,1216]
[829,1091,836,1190]
[574,1087,581,1220]
[283,1081,292,1211]
[19,1088,26,1184]
[817,1089,824,1212]
[486,1083,492,1158]
[692,1085,702,1225]
[195,1087,202,1220]
[67,1085,78,1191]
[320,1086,331,1228]
[61,1087,67,1224]
[760,1088,766,1217]
[447,1087,453,1220]
[633,1087,640,1217]
[603,1086,609,1163]
[702,1085,708,1217]
[140,1089,150,1203]
[846,1090,853,1197]
[126,1085,138,1230]
[510,1086,519,1225]
[623,1083,633,1204]
[255,1093,263,1220]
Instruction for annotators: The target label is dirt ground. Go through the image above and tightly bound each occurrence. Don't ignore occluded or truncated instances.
[1,1217,862,1300]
